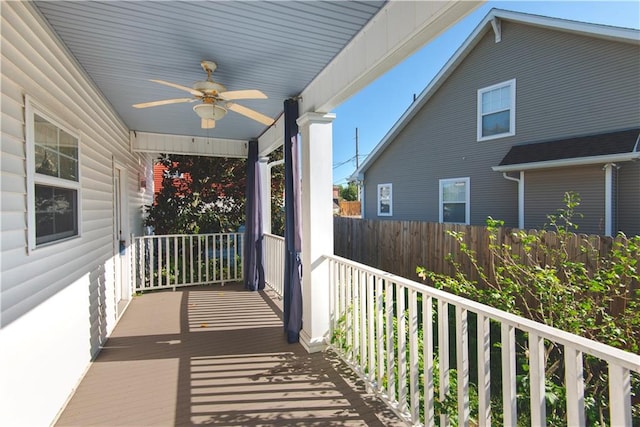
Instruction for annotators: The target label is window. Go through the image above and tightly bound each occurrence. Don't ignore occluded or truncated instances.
[26,97,80,250]
[377,183,392,216]
[439,178,470,224]
[477,79,515,141]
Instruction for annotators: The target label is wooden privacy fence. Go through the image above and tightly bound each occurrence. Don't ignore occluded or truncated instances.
[333,217,635,284]
[339,200,361,217]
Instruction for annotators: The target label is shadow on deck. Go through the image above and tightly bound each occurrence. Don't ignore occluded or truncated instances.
[55,283,404,426]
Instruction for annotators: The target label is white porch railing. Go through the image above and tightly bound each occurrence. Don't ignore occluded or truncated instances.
[264,233,285,298]
[324,254,640,427]
[132,233,243,291]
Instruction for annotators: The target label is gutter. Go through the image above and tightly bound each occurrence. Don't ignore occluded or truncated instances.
[492,152,640,172]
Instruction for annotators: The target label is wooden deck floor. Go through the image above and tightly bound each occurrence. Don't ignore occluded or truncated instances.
[55,283,405,426]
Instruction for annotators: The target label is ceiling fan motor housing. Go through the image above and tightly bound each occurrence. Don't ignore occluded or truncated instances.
[193,80,226,95]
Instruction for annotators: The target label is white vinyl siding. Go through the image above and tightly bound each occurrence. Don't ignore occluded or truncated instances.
[377,183,393,216]
[477,79,516,141]
[439,177,470,224]
[0,3,154,426]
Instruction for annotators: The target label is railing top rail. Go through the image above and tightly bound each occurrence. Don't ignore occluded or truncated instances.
[264,233,285,242]
[134,232,244,240]
[323,254,640,372]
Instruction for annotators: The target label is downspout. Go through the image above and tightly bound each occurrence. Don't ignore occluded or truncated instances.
[355,172,365,218]
[501,171,524,229]
[603,163,616,237]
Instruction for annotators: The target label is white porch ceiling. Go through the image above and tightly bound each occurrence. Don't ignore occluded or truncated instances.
[32,1,386,141]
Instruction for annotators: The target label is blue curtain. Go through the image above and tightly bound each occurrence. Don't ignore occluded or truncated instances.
[243,140,265,291]
[283,99,303,343]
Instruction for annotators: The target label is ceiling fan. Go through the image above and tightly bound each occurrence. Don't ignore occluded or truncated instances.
[132,60,273,129]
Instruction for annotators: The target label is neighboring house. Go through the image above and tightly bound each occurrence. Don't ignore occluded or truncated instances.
[353,9,640,236]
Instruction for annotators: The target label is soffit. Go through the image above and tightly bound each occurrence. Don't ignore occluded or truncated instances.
[33,1,386,141]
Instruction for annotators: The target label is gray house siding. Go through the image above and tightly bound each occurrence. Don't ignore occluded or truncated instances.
[363,19,640,231]
[617,162,640,236]
[524,166,605,234]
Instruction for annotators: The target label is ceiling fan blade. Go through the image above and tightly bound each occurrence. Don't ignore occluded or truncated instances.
[227,103,273,126]
[219,90,267,100]
[150,79,203,97]
[201,118,216,129]
[132,97,195,109]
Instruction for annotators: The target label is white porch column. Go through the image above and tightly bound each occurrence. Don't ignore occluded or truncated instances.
[297,111,336,353]
[258,156,271,234]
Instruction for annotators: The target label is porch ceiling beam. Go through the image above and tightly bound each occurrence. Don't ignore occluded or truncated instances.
[258,0,483,156]
[131,131,248,158]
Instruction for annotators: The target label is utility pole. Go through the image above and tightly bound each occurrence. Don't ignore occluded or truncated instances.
[355,127,361,201]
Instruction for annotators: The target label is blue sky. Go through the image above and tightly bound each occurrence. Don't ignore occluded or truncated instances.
[331,1,640,185]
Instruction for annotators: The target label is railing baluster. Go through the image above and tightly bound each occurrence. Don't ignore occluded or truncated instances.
[423,295,434,426]
[359,271,367,377]
[189,235,193,284]
[149,237,155,289]
[197,235,202,283]
[227,234,231,282]
[608,363,631,426]
[501,323,517,426]
[376,276,385,390]
[565,346,585,427]
[346,266,353,362]
[455,305,469,426]
[353,267,360,364]
[529,332,546,427]
[438,299,450,427]
[367,272,375,386]
[157,236,162,288]
[173,237,178,287]
[477,314,491,427]
[205,234,210,282]
[386,280,395,403]
[165,236,170,288]
[181,235,186,285]
[408,289,419,423]
[397,284,407,414]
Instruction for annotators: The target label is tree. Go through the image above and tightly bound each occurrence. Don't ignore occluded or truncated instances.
[145,154,246,234]
[339,182,358,201]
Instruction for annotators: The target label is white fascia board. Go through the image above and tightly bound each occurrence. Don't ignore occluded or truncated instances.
[131,131,248,158]
[300,1,484,114]
[491,9,640,44]
[492,152,640,172]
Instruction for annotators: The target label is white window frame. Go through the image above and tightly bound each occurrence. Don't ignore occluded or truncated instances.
[25,95,82,252]
[439,177,470,225]
[377,183,393,216]
[477,79,516,141]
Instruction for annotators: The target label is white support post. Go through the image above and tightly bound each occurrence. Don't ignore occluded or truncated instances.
[258,156,271,235]
[297,111,336,353]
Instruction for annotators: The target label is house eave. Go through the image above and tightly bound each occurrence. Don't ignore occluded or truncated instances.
[492,152,640,172]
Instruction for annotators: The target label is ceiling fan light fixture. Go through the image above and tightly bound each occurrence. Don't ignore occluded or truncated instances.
[193,103,227,120]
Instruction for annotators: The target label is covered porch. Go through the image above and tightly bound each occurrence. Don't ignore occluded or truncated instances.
[55,282,403,426]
